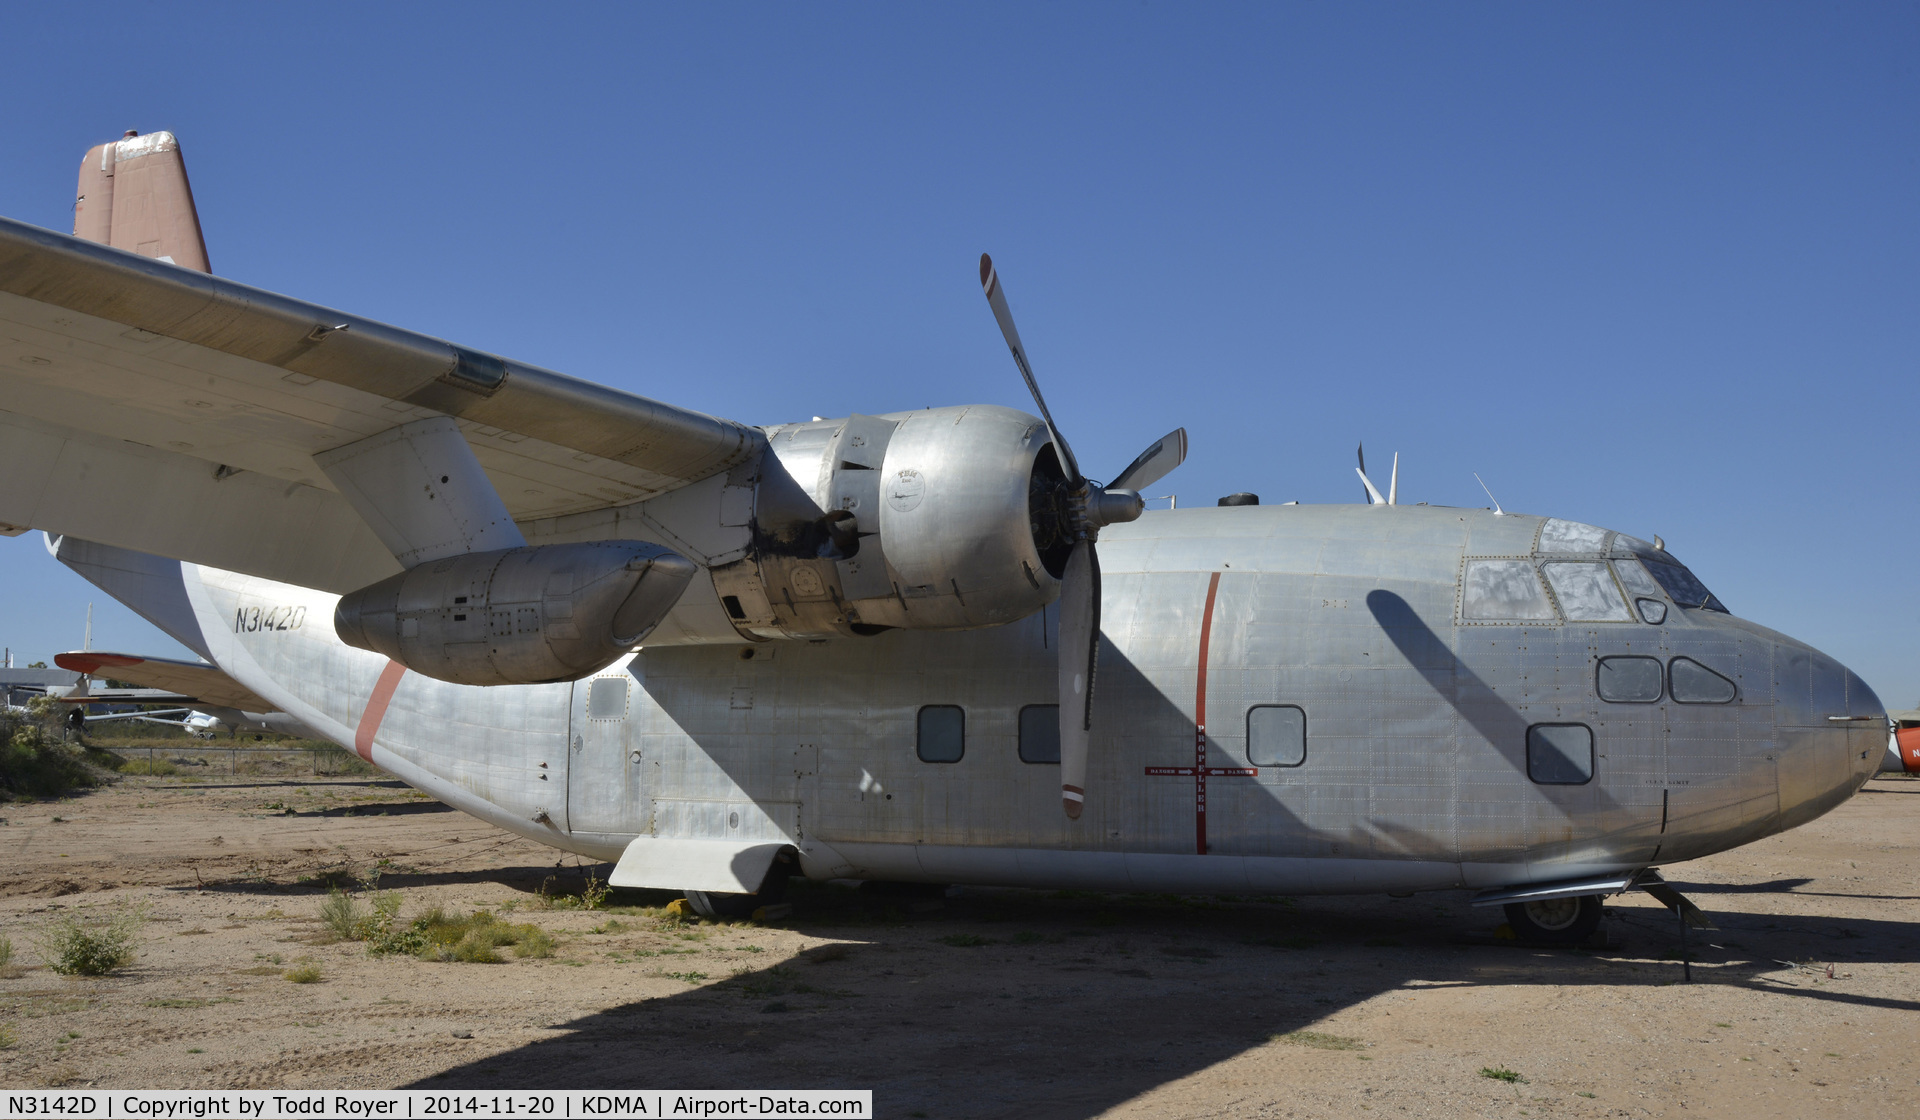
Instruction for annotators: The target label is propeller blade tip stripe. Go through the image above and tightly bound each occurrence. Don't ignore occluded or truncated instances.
[979,254,995,292]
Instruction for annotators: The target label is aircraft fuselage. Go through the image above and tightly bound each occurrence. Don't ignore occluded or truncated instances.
[130,502,1882,897]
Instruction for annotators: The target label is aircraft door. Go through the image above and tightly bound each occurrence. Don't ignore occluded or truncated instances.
[566,664,647,838]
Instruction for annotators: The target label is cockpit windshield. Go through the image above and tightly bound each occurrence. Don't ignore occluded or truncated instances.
[1641,559,1728,613]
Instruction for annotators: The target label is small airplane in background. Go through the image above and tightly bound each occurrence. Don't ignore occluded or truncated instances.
[48,649,319,740]
[0,129,1896,938]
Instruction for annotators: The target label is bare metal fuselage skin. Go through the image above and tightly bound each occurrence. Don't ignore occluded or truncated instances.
[110,502,1883,897]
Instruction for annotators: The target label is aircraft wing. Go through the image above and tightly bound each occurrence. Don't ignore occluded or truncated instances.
[0,217,763,592]
[53,650,276,711]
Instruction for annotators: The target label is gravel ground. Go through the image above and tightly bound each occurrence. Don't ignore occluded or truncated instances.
[0,771,1914,1119]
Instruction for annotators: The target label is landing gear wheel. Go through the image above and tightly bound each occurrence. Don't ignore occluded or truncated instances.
[683,852,793,920]
[1503,895,1603,944]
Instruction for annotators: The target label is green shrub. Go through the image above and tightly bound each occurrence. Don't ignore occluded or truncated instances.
[1480,1067,1526,1083]
[513,927,555,959]
[118,757,179,777]
[36,909,144,976]
[283,963,323,983]
[411,909,552,963]
[0,710,108,799]
[319,889,361,941]
[360,894,426,957]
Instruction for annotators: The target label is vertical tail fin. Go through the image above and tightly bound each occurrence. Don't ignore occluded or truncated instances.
[73,130,210,272]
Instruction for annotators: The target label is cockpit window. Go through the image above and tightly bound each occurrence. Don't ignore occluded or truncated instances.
[1542,562,1632,622]
[1462,560,1557,621]
[1612,560,1670,623]
[1643,560,1728,613]
[1537,519,1610,554]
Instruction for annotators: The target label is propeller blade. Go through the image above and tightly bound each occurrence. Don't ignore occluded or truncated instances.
[980,254,1082,484]
[1109,428,1188,494]
[1056,538,1100,819]
[1388,452,1399,506]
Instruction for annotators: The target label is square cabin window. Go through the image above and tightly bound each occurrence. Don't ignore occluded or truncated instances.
[917,705,965,763]
[1595,656,1662,703]
[1527,724,1594,785]
[1019,704,1060,764]
[587,677,629,720]
[1247,705,1306,767]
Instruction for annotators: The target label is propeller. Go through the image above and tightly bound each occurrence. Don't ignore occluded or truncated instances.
[980,254,1187,819]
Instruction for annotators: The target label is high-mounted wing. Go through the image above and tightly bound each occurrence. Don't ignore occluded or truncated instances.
[53,650,276,711]
[0,216,763,592]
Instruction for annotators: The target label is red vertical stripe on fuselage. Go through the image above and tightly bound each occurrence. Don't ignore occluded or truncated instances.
[354,660,408,762]
[1194,571,1223,855]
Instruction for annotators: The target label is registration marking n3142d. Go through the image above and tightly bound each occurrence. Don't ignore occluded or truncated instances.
[234,604,307,633]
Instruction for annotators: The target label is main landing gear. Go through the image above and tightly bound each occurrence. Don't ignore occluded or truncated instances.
[683,851,795,920]
[1503,894,1604,944]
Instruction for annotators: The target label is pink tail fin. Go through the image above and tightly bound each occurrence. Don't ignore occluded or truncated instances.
[73,130,210,273]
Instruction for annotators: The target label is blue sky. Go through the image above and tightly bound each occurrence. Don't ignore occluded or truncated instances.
[0,4,1914,705]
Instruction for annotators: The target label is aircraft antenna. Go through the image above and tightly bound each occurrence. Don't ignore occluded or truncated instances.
[1473,473,1504,516]
[1355,443,1386,505]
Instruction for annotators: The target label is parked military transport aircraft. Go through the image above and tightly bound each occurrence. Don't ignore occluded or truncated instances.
[0,131,1896,938]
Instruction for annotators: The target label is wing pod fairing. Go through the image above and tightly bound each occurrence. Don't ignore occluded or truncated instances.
[333,541,696,686]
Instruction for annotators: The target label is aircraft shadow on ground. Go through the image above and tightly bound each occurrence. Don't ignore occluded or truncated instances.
[398,876,1920,1119]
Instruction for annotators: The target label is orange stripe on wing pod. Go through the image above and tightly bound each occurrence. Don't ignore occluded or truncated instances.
[354,661,408,762]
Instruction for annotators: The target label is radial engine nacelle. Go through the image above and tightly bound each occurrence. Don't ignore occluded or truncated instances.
[709,404,1143,641]
[334,542,697,686]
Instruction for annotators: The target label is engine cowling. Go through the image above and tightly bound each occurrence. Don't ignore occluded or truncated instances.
[334,541,696,685]
[710,404,1070,639]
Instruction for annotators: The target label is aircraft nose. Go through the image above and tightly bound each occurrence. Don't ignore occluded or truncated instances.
[1775,649,1885,826]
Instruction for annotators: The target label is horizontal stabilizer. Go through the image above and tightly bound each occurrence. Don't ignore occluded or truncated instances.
[53,651,275,712]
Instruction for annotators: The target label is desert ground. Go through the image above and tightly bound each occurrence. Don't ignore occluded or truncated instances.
[0,754,1914,1119]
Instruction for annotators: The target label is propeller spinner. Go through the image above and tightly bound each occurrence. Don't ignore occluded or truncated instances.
[980,254,1187,819]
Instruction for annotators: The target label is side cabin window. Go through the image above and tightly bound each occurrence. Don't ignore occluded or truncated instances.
[1670,658,1737,704]
[1247,705,1306,767]
[1527,724,1594,785]
[1596,656,1662,703]
[587,677,629,720]
[1461,559,1556,622]
[917,705,965,763]
[1018,705,1060,764]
